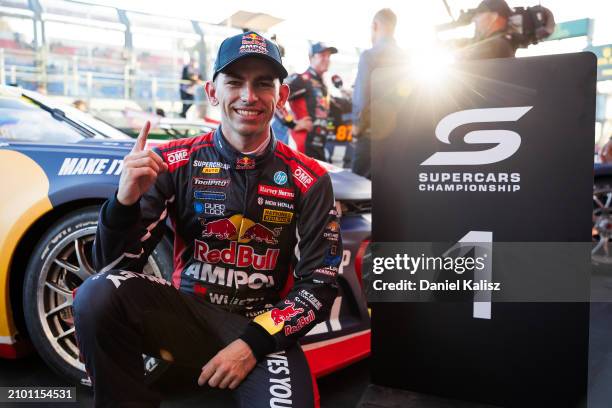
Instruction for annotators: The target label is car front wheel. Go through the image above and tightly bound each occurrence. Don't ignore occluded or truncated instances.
[22,206,173,385]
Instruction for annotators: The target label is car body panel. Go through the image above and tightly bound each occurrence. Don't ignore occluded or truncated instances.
[0,150,53,345]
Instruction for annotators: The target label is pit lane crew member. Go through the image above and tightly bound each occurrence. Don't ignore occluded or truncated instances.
[287,42,338,161]
[73,31,341,408]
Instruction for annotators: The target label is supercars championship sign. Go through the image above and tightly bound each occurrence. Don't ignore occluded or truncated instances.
[369,53,596,406]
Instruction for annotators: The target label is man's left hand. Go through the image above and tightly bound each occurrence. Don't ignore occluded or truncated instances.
[198,339,256,389]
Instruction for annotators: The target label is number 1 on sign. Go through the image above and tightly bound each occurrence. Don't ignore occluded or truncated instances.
[458,231,493,319]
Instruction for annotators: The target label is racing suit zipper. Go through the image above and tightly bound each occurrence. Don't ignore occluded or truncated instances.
[228,169,249,313]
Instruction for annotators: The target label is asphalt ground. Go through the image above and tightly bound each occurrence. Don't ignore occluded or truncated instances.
[0,350,370,407]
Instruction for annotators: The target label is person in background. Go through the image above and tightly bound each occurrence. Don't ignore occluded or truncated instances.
[271,104,313,145]
[456,0,517,60]
[180,56,203,118]
[351,8,403,179]
[287,42,337,161]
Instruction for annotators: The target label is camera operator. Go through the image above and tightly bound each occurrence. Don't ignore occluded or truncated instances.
[456,0,517,60]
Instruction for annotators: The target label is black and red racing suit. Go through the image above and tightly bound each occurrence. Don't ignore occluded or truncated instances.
[74,127,341,407]
[287,67,332,161]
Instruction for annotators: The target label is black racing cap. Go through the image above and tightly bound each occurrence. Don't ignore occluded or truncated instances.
[476,0,512,17]
[309,42,338,57]
[213,31,288,80]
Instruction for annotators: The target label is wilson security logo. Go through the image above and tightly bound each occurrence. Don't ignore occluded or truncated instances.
[418,106,532,193]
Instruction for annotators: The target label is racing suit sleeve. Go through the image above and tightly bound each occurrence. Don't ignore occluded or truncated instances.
[352,50,372,129]
[239,173,340,360]
[92,148,175,274]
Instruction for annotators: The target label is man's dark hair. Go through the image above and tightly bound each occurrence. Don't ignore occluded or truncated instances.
[374,8,397,32]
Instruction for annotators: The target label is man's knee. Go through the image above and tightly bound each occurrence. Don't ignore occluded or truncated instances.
[73,271,121,331]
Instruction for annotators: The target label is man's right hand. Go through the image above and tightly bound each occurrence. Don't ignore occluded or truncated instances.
[117,121,168,206]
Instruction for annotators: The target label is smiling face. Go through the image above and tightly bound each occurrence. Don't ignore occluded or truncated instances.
[206,57,289,148]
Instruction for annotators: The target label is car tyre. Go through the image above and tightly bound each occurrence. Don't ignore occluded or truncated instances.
[22,206,173,385]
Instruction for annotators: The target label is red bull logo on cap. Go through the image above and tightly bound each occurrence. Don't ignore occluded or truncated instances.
[240,33,268,55]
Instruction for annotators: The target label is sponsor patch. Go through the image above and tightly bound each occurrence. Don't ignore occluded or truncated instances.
[258,184,295,200]
[262,199,294,210]
[194,202,225,216]
[236,156,256,170]
[284,310,315,336]
[193,177,230,188]
[202,167,221,174]
[254,311,284,335]
[164,149,189,164]
[193,160,230,170]
[194,191,226,201]
[106,271,171,289]
[207,292,266,306]
[299,289,322,310]
[262,209,293,224]
[184,263,275,291]
[326,221,340,232]
[323,232,340,241]
[274,171,288,185]
[193,240,279,270]
[241,223,281,245]
[314,267,338,278]
[293,166,314,189]
[253,300,303,335]
[239,32,269,55]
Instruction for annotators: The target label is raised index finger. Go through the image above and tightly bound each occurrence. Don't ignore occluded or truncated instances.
[132,121,151,153]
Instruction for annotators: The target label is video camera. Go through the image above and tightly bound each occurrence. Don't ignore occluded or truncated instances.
[435,5,555,48]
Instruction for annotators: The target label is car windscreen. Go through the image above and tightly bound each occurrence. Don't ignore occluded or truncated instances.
[0,97,85,143]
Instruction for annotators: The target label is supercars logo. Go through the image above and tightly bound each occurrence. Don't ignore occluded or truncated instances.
[421,106,532,166]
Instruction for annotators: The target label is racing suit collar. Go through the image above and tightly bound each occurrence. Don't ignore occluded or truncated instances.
[307,67,323,82]
[213,126,277,170]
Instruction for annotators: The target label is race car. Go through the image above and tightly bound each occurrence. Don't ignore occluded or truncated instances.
[0,85,371,386]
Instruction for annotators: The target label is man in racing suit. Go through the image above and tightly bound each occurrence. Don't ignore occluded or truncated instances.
[73,31,341,408]
[286,42,337,161]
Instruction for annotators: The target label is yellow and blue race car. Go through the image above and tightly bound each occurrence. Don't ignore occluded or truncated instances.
[0,85,371,387]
